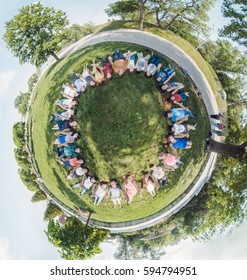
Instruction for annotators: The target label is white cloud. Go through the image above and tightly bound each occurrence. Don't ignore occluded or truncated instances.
[0,70,17,99]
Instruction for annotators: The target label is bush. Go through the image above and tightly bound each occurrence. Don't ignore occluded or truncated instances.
[31,190,47,202]
[44,202,63,221]
[13,122,26,147]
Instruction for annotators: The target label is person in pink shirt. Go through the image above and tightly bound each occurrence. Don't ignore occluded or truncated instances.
[159,152,183,171]
[123,174,138,205]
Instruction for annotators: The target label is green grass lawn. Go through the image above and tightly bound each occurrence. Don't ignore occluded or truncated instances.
[28,41,210,222]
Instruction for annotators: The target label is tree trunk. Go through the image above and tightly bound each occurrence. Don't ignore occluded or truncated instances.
[209,139,247,162]
[139,0,146,31]
[155,10,164,29]
[49,51,60,62]
[164,13,180,30]
[228,98,247,107]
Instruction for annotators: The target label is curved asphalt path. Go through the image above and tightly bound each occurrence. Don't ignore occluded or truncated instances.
[45,29,219,232]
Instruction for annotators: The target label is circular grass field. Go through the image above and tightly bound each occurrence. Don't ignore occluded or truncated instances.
[28,41,210,223]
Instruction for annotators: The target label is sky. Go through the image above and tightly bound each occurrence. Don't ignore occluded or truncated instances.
[0,0,246,261]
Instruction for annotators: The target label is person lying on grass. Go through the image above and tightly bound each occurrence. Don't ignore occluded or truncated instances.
[96,54,114,80]
[167,91,189,106]
[67,167,88,180]
[62,83,79,98]
[55,98,79,110]
[110,50,128,77]
[150,164,169,189]
[51,109,75,121]
[90,60,105,85]
[164,107,196,122]
[72,174,97,196]
[68,73,87,93]
[156,64,175,84]
[168,123,196,138]
[146,52,161,77]
[54,144,82,159]
[167,135,192,154]
[82,65,96,86]
[123,173,139,205]
[161,82,184,94]
[52,119,78,134]
[135,52,150,73]
[93,182,109,205]
[159,152,184,171]
[123,50,137,73]
[57,157,84,167]
[54,131,80,147]
[106,179,123,208]
[140,173,156,197]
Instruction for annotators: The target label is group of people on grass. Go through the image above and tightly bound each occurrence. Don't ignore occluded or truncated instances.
[49,48,209,207]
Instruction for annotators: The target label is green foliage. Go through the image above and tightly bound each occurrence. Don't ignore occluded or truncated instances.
[44,202,63,221]
[31,190,47,202]
[28,73,39,92]
[105,0,140,20]
[45,217,109,260]
[63,22,96,45]
[4,2,69,66]
[198,39,247,75]
[220,0,247,49]
[13,122,25,147]
[114,235,166,260]
[105,0,215,44]
[18,168,40,192]
[14,91,31,117]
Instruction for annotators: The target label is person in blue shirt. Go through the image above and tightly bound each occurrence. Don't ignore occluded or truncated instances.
[165,108,196,122]
[167,135,192,152]
[156,65,175,83]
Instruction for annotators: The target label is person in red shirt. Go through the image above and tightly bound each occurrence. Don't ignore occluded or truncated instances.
[96,55,114,80]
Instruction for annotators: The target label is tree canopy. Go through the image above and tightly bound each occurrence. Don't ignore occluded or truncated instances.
[46,218,109,260]
[4,2,69,66]
[220,0,247,49]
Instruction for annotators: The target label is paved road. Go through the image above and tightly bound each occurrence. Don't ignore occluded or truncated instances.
[49,29,219,232]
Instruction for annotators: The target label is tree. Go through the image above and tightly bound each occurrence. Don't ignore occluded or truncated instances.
[114,235,166,260]
[220,0,247,49]
[31,190,47,202]
[209,140,247,162]
[13,122,26,147]
[14,91,31,117]
[28,73,39,92]
[105,0,140,20]
[4,2,69,66]
[44,202,63,221]
[45,217,109,260]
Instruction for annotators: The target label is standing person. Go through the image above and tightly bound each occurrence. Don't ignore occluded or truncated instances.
[210,113,224,120]
[123,174,138,205]
[150,164,168,188]
[141,173,156,197]
[211,120,225,130]
[212,129,225,136]
[107,179,123,208]
[93,182,108,205]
